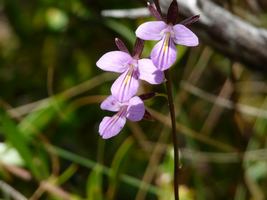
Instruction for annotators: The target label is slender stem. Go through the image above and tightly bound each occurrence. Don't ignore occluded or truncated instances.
[164,70,179,200]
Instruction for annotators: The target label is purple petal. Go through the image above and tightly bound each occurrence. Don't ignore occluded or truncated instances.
[99,115,126,139]
[96,51,132,73]
[135,21,167,41]
[111,68,139,102]
[150,33,177,70]
[173,24,199,46]
[100,95,121,112]
[138,58,164,84]
[126,96,145,121]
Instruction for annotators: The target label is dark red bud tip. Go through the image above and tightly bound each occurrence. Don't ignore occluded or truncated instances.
[147,1,162,20]
[139,92,156,100]
[132,38,144,58]
[167,0,179,24]
[143,110,155,121]
[115,38,130,54]
[180,15,200,26]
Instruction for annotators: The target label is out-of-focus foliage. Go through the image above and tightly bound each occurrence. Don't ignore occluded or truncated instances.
[1,0,267,199]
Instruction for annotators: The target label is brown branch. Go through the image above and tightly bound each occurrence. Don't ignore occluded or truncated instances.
[102,0,267,72]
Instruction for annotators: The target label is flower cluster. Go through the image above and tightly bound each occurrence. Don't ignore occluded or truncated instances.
[97,0,199,139]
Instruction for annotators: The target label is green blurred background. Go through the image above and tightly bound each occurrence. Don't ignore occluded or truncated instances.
[1,0,267,199]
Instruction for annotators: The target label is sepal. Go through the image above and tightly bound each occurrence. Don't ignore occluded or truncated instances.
[180,15,200,26]
[142,109,154,121]
[132,38,145,58]
[115,38,130,54]
[167,0,178,24]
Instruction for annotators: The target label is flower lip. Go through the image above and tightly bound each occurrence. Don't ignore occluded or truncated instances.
[111,66,139,102]
[150,31,177,70]
[99,113,126,139]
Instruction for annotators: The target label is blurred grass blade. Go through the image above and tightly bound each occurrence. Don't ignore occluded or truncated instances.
[49,145,161,196]
[107,137,134,199]
[0,180,27,200]
[0,110,42,179]
[18,97,66,137]
[57,164,78,185]
[104,19,135,45]
[86,165,103,200]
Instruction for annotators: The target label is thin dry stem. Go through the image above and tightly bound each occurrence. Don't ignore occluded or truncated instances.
[164,70,179,200]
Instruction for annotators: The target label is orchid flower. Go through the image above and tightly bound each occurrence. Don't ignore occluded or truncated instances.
[135,0,199,71]
[99,95,145,139]
[96,38,164,102]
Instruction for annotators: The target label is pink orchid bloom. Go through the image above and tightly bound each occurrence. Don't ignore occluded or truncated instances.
[96,50,164,102]
[99,95,145,139]
[136,21,199,71]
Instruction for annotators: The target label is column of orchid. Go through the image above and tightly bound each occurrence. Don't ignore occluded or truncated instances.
[97,0,199,139]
